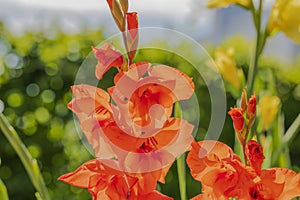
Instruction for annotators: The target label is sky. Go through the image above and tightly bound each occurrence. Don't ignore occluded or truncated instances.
[0,0,298,62]
[4,0,190,11]
[0,0,214,37]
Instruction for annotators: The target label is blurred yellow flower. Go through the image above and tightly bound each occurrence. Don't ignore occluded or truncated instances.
[268,0,300,44]
[207,0,251,8]
[213,48,243,91]
[259,94,281,130]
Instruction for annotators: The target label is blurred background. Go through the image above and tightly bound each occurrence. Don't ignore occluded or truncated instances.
[0,0,299,199]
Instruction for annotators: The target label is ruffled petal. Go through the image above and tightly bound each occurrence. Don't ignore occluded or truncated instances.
[92,43,125,80]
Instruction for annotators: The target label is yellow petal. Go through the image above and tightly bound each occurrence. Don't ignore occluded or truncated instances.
[214,48,242,91]
[259,94,281,130]
[268,0,300,44]
[207,0,251,8]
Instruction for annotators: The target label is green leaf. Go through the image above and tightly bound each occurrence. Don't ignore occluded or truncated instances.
[0,179,9,200]
[0,113,50,200]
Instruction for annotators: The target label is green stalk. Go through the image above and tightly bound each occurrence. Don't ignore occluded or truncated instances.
[0,113,50,200]
[177,154,187,200]
[234,133,243,162]
[247,0,265,95]
[122,31,131,66]
[174,102,187,200]
[272,114,300,165]
[281,114,300,144]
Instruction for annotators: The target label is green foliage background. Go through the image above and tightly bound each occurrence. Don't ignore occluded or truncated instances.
[0,22,299,199]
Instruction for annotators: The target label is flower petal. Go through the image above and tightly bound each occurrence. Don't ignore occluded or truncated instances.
[58,160,118,188]
[92,43,125,80]
[137,190,173,200]
[245,140,265,173]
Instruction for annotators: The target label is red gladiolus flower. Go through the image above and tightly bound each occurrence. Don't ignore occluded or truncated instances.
[228,107,244,132]
[58,160,173,200]
[92,43,125,80]
[187,140,300,199]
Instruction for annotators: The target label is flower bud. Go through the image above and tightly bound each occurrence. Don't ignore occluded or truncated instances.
[228,107,245,132]
[126,12,139,64]
[240,89,248,111]
[246,140,265,173]
[120,0,128,14]
[106,0,112,9]
[106,0,125,31]
[247,94,256,128]
[247,95,256,117]
[213,48,243,91]
[259,94,280,130]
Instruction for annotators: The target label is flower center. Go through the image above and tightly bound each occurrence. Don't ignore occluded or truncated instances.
[139,137,158,153]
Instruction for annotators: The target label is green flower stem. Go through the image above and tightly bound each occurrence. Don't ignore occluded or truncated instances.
[0,178,9,200]
[174,102,187,200]
[0,113,50,200]
[234,133,244,162]
[272,113,291,167]
[122,31,130,66]
[177,154,187,200]
[247,0,264,95]
[272,114,300,165]
[282,114,300,144]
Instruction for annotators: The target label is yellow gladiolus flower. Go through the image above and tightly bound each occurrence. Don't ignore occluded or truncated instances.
[268,0,300,44]
[259,94,281,130]
[213,48,243,91]
[207,0,251,8]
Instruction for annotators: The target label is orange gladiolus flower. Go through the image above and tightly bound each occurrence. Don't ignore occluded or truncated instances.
[68,61,194,174]
[109,62,194,134]
[58,159,173,200]
[61,1,196,199]
[187,140,255,199]
[228,107,244,132]
[187,140,300,199]
[67,84,114,150]
[63,30,195,196]
[92,43,125,80]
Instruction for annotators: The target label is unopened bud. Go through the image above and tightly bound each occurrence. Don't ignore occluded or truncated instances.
[120,0,128,14]
[240,89,248,111]
[228,107,245,132]
[247,94,256,128]
[126,12,139,64]
[259,94,280,130]
[111,0,125,31]
[247,95,256,117]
